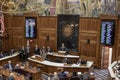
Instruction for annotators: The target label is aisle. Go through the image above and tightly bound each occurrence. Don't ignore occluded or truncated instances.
[94,69,111,80]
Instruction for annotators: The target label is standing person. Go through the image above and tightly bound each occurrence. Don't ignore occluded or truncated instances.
[34,44,40,55]
[41,46,47,59]
[19,46,26,62]
[25,40,30,60]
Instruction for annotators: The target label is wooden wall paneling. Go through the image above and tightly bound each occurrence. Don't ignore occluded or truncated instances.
[117,20,120,34]
[90,18,99,33]
[10,16,24,29]
[38,30,57,51]
[80,18,99,33]
[116,35,120,58]
[38,16,57,30]
[48,31,57,51]
[10,30,25,50]
[80,18,90,33]
[38,30,49,47]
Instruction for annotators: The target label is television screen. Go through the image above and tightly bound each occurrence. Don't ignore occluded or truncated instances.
[100,20,115,45]
[25,17,37,38]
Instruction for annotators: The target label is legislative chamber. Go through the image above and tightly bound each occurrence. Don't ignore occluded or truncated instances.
[1,0,120,80]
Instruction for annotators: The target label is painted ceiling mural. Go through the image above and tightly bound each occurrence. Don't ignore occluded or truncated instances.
[0,0,120,17]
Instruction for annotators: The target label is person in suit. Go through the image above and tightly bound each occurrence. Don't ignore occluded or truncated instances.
[59,43,67,51]
[0,51,4,58]
[47,46,52,53]
[82,71,90,80]
[63,58,71,64]
[10,48,15,55]
[77,58,82,64]
[19,46,26,62]
[71,72,78,78]
[34,44,40,55]
[0,74,4,80]
[41,46,47,59]
[59,43,69,55]
[5,61,14,71]
[8,73,15,80]
[58,69,67,78]
[52,72,59,80]
[25,43,30,59]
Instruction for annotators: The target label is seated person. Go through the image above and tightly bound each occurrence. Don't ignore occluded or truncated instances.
[0,74,4,80]
[59,43,67,51]
[55,58,60,63]
[82,71,90,80]
[63,58,72,64]
[47,46,52,53]
[117,63,120,71]
[9,48,15,55]
[5,61,14,71]
[71,72,78,78]
[58,43,69,54]
[52,72,59,80]
[8,73,15,80]
[58,69,67,78]
[34,44,40,55]
[77,58,82,64]
[14,63,20,69]
[0,51,4,58]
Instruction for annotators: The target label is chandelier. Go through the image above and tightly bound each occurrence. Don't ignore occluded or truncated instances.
[0,0,40,15]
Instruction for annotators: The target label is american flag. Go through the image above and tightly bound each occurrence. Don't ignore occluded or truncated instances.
[0,13,5,36]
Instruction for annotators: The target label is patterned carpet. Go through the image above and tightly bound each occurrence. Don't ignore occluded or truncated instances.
[94,69,111,80]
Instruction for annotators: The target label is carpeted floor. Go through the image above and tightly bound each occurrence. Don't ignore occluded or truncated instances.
[94,69,111,80]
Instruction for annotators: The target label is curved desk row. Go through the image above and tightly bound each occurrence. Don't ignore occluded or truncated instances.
[47,52,80,63]
[0,52,20,66]
[28,55,93,73]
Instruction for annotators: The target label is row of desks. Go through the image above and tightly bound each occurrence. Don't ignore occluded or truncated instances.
[28,55,93,74]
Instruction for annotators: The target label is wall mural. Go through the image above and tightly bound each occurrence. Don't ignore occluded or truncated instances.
[35,0,119,17]
[1,0,119,17]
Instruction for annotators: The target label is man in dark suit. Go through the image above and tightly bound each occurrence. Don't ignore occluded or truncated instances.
[19,46,26,62]
[34,44,40,55]
[63,58,72,64]
[5,61,14,71]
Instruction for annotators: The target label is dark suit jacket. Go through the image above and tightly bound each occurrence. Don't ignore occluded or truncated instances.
[58,71,67,78]
[5,63,14,70]
[34,47,40,55]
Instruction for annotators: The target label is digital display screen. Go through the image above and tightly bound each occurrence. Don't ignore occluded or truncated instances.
[100,20,115,45]
[25,17,37,38]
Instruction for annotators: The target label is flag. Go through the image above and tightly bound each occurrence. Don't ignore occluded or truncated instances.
[0,14,5,35]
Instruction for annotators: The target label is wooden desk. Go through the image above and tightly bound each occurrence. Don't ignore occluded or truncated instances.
[0,69,25,80]
[28,55,93,74]
[47,52,79,63]
[14,66,41,80]
[0,52,20,66]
